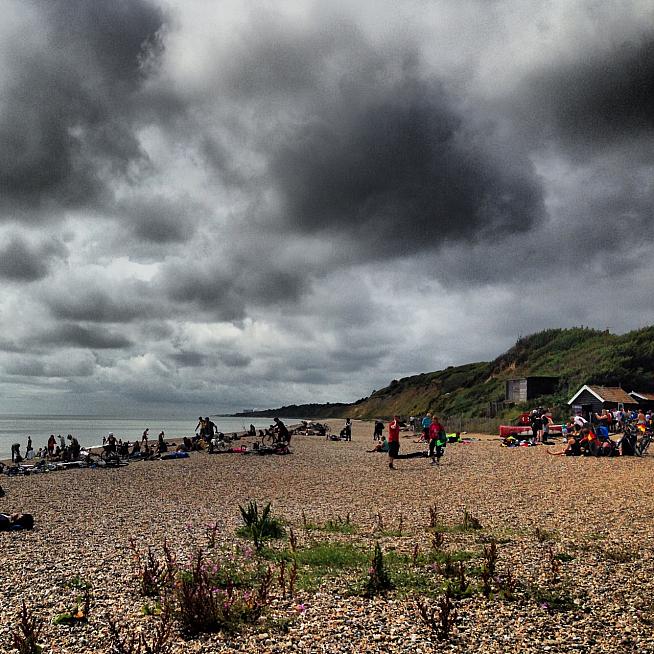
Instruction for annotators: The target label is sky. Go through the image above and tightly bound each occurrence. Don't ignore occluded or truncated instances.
[1,0,653,416]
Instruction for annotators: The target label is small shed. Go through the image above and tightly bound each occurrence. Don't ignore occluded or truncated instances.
[629,391,654,409]
[505,376,560,403]
[568,385,637,420]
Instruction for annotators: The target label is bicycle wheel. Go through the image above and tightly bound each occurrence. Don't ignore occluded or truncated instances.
[639,434,652,456]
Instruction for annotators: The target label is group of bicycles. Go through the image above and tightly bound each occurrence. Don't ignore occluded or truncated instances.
[621,420,653,456]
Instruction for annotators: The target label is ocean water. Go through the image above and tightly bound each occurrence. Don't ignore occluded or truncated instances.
[0,415,296,460]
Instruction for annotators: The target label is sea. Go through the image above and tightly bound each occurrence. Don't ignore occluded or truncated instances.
[0,415,297,460]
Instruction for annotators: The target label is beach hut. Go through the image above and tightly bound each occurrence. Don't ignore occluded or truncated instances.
[505,376,560,403]
[629,391,654,410]
[568,385,637,420]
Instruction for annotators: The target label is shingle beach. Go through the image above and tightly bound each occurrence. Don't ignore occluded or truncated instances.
[2,420,654,653]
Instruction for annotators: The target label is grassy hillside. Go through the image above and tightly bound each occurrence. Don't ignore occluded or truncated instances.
[235,326,654,421]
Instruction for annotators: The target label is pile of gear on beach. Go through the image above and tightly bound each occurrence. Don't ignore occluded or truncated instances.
[1,417,294,477]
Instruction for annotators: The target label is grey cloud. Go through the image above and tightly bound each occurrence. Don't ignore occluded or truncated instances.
[519,31,654,153]
[47,288,150,323]
[0,0,166,219]
[117,195,200,244]
[4,355,95,378]
[170,351,206,367]
[207,19,545,256]
[33,324,133,350]
[219,351,252,368]
[0,236,67,281]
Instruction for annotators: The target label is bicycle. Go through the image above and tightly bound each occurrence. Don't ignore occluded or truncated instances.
[637,430,653,456]
[260,430,288,447]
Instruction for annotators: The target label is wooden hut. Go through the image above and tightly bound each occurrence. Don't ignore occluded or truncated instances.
[629,391,654,410]
[505,376,560,403]
[568,385,637,420]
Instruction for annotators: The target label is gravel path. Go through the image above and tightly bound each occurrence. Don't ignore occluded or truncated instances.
[2,420,654,653]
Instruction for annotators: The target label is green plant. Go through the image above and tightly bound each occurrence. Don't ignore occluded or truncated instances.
[174,550,274,635]
[323,514,357,535]
[129,539,177,597]
[237,501,285,550]
[445,562,474,599]
[461,510,483,531]
[107,605,173,654]
[11,601,44,654]
[535,527,555,543]
[365,543,394,597]
[530,585,575,612]
[480,540,497,597]
[416,588,457,640]
[52,587,90,626]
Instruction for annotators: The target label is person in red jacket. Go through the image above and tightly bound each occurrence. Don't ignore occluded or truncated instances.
[388,416,401,469]
[429,416,446,464]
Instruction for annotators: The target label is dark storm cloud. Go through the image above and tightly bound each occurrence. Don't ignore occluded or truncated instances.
[521,32,654,150]
[210,20,545,256]
[0,236,67,281]
[32,324,132,349]
[0,0,166,219]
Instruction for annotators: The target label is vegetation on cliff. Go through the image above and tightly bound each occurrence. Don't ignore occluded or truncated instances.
[235,326,654,421]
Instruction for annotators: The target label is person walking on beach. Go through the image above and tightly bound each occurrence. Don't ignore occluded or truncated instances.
[142,428,149,444]
[428,416,447,464]
[388,416,401,469]
[47,434,56,457]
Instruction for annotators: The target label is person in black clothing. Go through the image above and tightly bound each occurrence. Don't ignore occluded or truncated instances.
[373,420,384,441]
[530,410,542,444]
[274,417,290,445]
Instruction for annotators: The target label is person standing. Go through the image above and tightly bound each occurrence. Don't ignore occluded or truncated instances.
[530,410,542,444]
[274,417,291,445]
[421,413,432,443]
[373,420,384,441]
[541,411,551,444]
[388,416,401,469]
[428,416,447,464]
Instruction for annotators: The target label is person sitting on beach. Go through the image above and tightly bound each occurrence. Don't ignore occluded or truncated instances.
[157,431,168,453]
[130,440,141,456]
[0,513,34,531]
[368,436,389,453]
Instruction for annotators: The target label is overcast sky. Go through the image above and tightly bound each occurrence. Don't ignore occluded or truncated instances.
[1,0,653,416]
